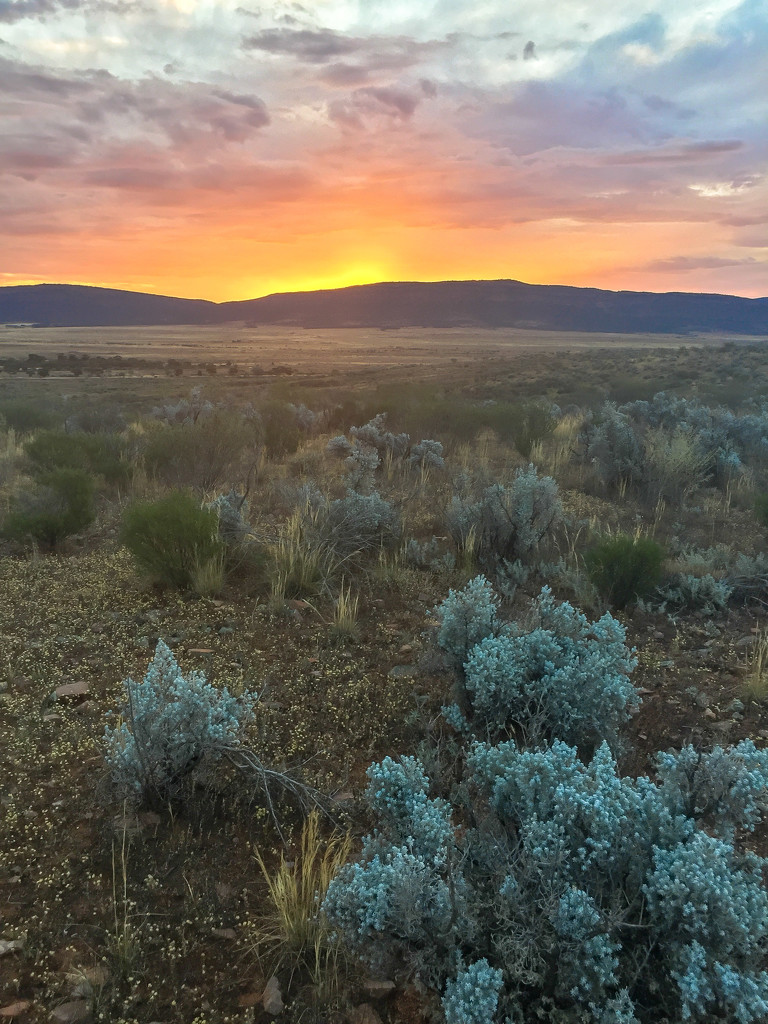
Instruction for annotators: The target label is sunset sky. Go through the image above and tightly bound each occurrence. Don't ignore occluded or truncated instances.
[1,0,766,300]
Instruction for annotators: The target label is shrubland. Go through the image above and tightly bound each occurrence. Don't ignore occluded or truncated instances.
[1,349,768,1024]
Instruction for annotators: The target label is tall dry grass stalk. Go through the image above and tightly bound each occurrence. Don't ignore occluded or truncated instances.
[743,627,768,701]
[330,579,359,641]
[191,548,227,597]
[268,505,338,599]
[530,412,582,482]
[109,818,142,980]
[251,811,353,995]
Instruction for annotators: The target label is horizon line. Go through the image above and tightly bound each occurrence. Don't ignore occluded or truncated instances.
[2,278,766,304]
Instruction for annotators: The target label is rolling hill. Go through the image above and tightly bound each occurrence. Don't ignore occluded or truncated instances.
[1,280,766,334]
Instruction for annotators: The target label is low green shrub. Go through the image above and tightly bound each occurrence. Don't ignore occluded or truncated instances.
[25,429,129,486]
[2,468,95,549]
[754,493,768,530]
[142,412,256,491]
[585,533,665,609]
[0,398,58,434]
[260,401,301,458]
[121,490,223,590]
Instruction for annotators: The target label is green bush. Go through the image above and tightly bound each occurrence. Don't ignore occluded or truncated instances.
[2,468,95,549]
[25,429,129,486]
[121,490,223,590]
[260,401,301,458]
[142,412,255,491]
[585,533,665,609]
[754,493,768,530]
[0,399,58,434]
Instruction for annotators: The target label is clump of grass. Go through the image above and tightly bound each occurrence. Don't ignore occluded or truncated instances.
[456,523,478,574]
[329,580,359,643]
[268,505,339,598]
[743,627,768,701]
[108,823,142,983]
[251,811,353,997]
[190,547,227,597]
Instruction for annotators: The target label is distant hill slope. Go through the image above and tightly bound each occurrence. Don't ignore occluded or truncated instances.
[0,284,220,327]
[1,280,766,334]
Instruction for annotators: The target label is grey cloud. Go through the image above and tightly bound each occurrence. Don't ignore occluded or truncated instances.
[420,78,437,98]
[472,82,658,157]
[358,86,418,118]
[317,63,370,87]
[243,25,454,72]
[605,140,743,165]
[72,76,270,141]
[0,54,271,188]
[0,0,141,22]
[522,40,536,60]
[242,27,361,62]
[84,166,172,189]
[643,256,759,271]
[328,85,421,130]
[0,133,81,174]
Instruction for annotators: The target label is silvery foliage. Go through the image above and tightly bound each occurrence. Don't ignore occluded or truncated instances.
[662,545,768,606]
[581,403,643,487]
[270,478,326,518]
[623,392,768,480]
[405,535,443,568]
[655,740,768,839]
[325,488,401,555]
[442,960,504,1024]
[350,412,410,459]
[446,464,562,565]
[344,444,380,494]
[444,585,638,749]
[288,402,327,434]
[324,736,768,1024]
[326,434,354,458]
[152,387,214,425]
[655,573,732,615]
[206,490,250,543]
[433,574,502,671]
[494,557,529,603]
[409,438,445,471]
[104,640,256,804]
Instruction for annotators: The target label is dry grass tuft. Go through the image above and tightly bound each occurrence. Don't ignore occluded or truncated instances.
[743,626,768,701]
[250,810,353,996]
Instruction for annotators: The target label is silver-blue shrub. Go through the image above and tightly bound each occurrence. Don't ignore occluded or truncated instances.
[104,640,256,804]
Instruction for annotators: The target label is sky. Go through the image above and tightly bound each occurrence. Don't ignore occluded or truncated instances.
[0,0,766,301]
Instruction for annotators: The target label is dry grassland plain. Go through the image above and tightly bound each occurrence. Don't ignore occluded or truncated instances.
[1,324,764,409]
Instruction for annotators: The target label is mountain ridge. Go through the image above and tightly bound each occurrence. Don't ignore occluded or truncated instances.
[1,280,766,334]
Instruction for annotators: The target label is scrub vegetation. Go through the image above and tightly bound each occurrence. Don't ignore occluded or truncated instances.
[2,331,768,1023]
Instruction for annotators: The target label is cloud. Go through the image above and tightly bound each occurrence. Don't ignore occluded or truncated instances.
[242,24,454,72]
[242,27,361,62]
[643,255,760,272]
[317,62,370,87]
[327,84,421,130]
[604,140,743,165]
[522,40,536,60]
[0,0,138,23]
